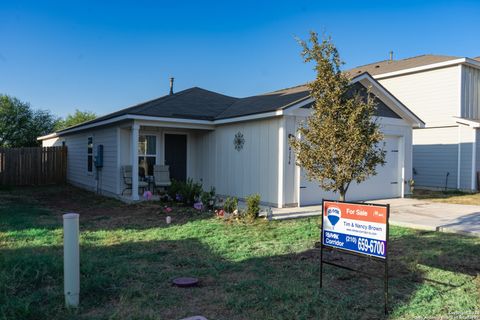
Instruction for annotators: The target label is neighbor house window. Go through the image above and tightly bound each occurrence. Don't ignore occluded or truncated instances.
[87,137,93,173]
[138,135,156,176]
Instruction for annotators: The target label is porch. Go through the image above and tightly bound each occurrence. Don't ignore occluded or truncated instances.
[117,120,213,200]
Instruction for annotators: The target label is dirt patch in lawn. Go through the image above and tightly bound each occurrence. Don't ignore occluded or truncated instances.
[12,185,211,231]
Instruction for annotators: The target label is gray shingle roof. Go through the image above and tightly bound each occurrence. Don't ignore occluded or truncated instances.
[346,54,460,77]
[58,85,311,132]
[59,87,240,131]
[57,59,431,134]
[216,84,310,119]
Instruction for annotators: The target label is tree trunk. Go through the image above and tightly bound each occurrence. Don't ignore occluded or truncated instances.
[339,193,345,202]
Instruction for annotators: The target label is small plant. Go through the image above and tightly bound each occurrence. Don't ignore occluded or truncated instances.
[182,178,203,205]
[409,178,415,193]
[209,186,216,203]
[223,196,238,214]
[200,191,210,207]
[168,179,183,201]
[168,178,203,205]
[199,186,217,210]
[245,193,261,220]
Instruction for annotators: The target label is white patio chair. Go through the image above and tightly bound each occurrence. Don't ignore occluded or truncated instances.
[153,165,172,192]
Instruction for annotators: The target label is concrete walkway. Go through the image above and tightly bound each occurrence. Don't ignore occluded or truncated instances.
[272,198,480,237]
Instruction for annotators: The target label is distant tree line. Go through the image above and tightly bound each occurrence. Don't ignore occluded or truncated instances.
[0,94,97,147]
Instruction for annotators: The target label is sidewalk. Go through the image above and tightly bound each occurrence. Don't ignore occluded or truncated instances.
[271,198,480,237]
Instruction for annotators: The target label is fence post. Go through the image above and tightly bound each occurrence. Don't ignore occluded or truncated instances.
[63,213,80,308]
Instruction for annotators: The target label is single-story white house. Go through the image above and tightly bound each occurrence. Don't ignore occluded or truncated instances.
[38,72,423,207]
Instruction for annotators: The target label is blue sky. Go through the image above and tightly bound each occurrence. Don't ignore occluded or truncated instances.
[1,0,479,117]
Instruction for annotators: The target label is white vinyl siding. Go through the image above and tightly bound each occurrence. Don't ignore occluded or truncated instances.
[282,116,298,206]
[63,126,118,195]
[193,117,280,206]
[378,66,461,127]
[462,65,480,120]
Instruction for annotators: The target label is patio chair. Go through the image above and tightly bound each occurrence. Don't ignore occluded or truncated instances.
[121,165,148,195]
[153,165,172,193]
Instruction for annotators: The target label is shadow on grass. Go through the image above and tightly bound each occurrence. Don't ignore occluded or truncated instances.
[1,230,478,320]
[390,230,480,277]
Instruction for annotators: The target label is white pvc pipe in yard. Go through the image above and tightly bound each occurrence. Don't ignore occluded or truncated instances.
[63,213,80,308]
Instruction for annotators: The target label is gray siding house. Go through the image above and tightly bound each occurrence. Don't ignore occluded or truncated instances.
[349,55,480,191]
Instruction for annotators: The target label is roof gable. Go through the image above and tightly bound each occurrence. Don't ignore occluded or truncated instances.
[284,73,424,127]
[349,82,401,119]
[351,73,424,126]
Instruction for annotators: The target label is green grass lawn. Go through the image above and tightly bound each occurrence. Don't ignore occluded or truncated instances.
[411,189,480,205]
[0,186,479,320]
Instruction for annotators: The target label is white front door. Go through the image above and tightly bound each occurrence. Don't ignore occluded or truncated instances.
[299,136,402,206]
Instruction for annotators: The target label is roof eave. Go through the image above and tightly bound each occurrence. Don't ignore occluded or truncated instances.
[37,132,59,141]
[372,58,480,80]
[454,117,480,128]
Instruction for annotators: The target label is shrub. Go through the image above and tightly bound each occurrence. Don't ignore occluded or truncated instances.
[245,193,261,220]
[181,178,203,204]
[223,197,238,214]
[168,178,203,204]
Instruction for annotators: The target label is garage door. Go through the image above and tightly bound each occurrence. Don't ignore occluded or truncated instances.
[300,136,401,206]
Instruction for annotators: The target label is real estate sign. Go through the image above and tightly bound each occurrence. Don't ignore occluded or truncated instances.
[322,200,388,259]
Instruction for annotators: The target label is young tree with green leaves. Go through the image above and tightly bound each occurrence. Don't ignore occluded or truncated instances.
[55,109,97,131]
[289,32,386,201]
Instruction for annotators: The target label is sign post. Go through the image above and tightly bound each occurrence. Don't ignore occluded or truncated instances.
[319,200,390,315]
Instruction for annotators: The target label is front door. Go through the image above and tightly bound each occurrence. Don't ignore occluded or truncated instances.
[164,134,187,182]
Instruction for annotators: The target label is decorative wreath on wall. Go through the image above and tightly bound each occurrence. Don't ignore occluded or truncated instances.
[233,132,245,151]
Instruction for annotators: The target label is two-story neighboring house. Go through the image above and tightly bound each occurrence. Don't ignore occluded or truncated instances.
[348,55,480,191]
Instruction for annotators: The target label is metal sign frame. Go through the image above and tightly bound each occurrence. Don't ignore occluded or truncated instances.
[319,199,390,315]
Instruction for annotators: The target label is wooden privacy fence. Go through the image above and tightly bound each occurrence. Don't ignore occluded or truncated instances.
[0,146,67,186]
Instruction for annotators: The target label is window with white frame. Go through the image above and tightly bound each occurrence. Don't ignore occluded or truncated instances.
[138,135,156,176]
[87,137,93,173]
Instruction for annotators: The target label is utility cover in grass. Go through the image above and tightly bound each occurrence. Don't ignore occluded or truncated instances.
[179,317,207,320]
[172,277,199,287]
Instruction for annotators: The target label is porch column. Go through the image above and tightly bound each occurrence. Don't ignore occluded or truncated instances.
[131,122,139,200]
